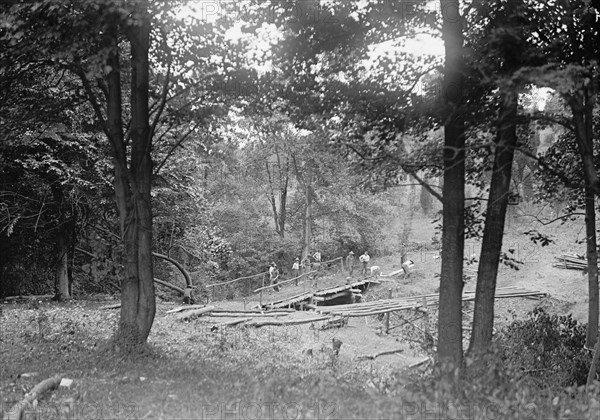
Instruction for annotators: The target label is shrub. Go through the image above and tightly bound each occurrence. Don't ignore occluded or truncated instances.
[495,307,590,388]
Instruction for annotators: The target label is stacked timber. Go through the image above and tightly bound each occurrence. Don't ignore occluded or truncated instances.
[313,286,547,318]
[553,254,588,271]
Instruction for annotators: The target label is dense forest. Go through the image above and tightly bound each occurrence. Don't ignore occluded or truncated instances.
[2,1,600,418]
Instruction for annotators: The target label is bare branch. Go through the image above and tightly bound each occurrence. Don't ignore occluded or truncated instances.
[154,121,201,174]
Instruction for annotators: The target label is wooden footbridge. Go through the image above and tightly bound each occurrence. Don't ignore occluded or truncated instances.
[169,284,548,329]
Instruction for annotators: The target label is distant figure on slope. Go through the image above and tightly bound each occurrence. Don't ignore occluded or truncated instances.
[313,251,322,262]
[346,251,355,276]
[292,257,300,285]
[269,262,280,292]
[359,251,370,276]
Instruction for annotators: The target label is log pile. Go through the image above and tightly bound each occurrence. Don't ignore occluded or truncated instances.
[312,286,547,318]
[553,254,588,270]
[172,286,547,329]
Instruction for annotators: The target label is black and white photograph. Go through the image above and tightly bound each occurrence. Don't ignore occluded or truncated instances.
[1,1,600,419]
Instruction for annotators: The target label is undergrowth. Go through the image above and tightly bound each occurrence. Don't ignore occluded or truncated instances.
[1,302,599,419]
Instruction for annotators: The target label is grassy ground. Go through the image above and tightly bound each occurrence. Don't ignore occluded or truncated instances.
[1,207,599,419]
[0,299,414,420]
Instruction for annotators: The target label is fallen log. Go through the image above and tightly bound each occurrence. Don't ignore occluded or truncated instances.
[176,306,216,321]
[203,312,287,318]
[243,316,330,328]
[356,348,404,361]
[166,304,207,314]
[211,308,296,314]
[99,303,121,310]
[211,318,254,331]
[6,374,62,420]
[409,357,430,368]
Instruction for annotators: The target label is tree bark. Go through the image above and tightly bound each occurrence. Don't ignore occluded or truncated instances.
[278,157,289,237]
[437,0,466,371]
[302,165,314,261]
[584,182,598,348]
[55,229,70,300]
[117,4,155,346]
[266,152,289,238]
[468,86,518,357]
[569,87,599,348]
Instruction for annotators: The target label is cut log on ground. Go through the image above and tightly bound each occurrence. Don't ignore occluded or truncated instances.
[6,374,62,420]
[409,357,430,368]
[356,348,404,361]
[202,312,287,318]
[166,304,207,314]
[99,303,122,310]
[554,254,588,270]
[211,318,254,331]
[243,316,330,328]
[176,306,216,321]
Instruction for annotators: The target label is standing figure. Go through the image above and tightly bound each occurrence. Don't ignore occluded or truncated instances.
[269,262,280,292]
[359,252,370,276]
[292,257,300,285]
[345,251,355,276]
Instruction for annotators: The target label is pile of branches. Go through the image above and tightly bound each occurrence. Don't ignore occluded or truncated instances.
[553,254,587,271]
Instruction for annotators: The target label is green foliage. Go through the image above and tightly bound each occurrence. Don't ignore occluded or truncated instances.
[496,307,591,388]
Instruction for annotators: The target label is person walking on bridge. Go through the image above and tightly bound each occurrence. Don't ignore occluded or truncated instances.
[292,257,300,286]
[269,262,280,292]
[346,251,355,276]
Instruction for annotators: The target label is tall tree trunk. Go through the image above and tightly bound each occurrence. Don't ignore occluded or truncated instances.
[569,87,599,348]
[278,160,289,237]
[437,0,466,371]
[468,86,518,357]
[118,5,155,345]
[302,167,313,261]
[55,229,70,300]
[102,6,155,346]
[584,182,598,348]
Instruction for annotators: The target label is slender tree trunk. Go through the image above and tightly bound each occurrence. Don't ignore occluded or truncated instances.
[55,230,70,300]
[266,161,281,236]
[584,182,598,348]
[302,167,313,261]
[278,160,289,237]
[437,0,466,371]
[569,87,599,348]
[468,87,518,357]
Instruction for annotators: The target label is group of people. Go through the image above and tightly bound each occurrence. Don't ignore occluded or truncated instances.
[268,249,389,292]
[268,251,323,292]
[268,248,414,292]
[345,251,371,276]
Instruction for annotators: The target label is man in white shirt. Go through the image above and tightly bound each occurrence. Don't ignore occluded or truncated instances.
[359,252,370,276]
[269,262,279,292]
[292,258,300,285]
